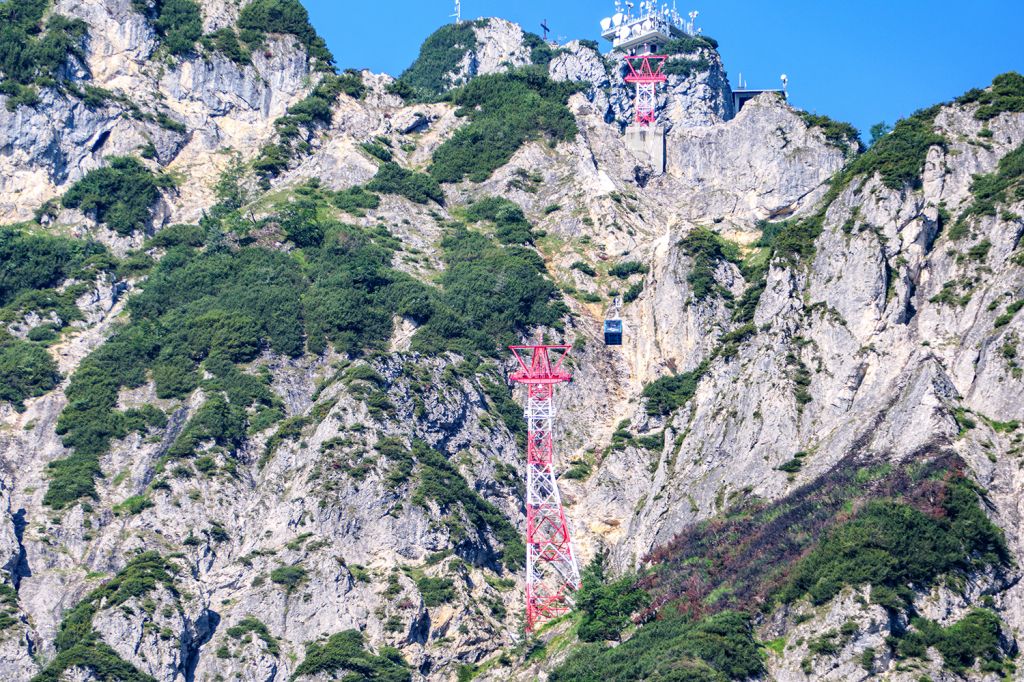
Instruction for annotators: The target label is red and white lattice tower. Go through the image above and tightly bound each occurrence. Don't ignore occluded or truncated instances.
[624,54,668,126]
[509,345,581,631]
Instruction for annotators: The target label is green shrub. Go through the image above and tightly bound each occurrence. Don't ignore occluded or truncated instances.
[286,74,363,125]
[133,0,202,56]
[429,69,585,184]
[679,228,741,300]
[412,227,566,356]
[930,279,974,307]
[779,478,1008,607]
[276,195,325,247]
[392,21,480,100]
[846,105,945,190]
[147,223,205,249]
[663,56,711,78]
[361,141,393,162]
[637,432,665,451]
[608,261,649,279]
[31,641,157,682]
[0,333,60,410]
[576,554,649,642]
[62,157,173,235]
[332,185,380,215]
[951,143,1024,237]
[662,34,719,55]
[112,494,153,516]
[305,226,431,354]
[416,576,455,607]
[154,112,186,134]
[0,582,17,631]
[965,239,993,260]
[34,552,176,682]
[642,360,710,416]
[27,324,58,343]
[623,281,644,303]
[0,226,108,307]
[799,112,863,153]
[377,437,415,487]
[563,459,593,480]
[410,441,524,569]
[367,162,444,205]
[523,31,561,67]
[575,291,603,303]
[777,216,825,262]
[0,2,88,111]
[166,393,248,460]
[270,565,307,593]
[551,611,762,682]
[571,261,597,277]
[200,28,251,64]
[291,630,410,681]
[897,609,1005,673]
[995,300,1024,327]
[777,454,805,475]
[465,196,534,244]
[226,616,280,656]
[957,72,1024,121]
[237,0,334,66]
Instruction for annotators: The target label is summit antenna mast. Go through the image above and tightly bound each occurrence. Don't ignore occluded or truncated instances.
[452,0,461,24]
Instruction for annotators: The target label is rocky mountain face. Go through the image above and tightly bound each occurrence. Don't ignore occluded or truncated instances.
[1,1,1023,681]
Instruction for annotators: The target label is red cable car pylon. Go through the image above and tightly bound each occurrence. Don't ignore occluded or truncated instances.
[624,54,668,126]
[509,345,581,632]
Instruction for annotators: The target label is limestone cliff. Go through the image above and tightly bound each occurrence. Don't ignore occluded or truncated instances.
[0,3,1022,682]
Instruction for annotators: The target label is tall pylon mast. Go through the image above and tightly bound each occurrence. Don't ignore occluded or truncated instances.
[624,54,668,126]
[509,345,580,631]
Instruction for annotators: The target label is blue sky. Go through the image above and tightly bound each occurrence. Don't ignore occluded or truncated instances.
[305,0,1023,138]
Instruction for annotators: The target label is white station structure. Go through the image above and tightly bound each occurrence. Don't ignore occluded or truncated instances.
[600,1,695,54]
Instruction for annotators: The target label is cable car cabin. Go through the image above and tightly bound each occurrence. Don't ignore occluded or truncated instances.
[604,319,623,346]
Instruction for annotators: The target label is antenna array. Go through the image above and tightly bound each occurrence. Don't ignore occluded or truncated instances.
[601,1,699,52]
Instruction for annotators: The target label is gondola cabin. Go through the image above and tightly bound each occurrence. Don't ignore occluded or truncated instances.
[604,319,623,346]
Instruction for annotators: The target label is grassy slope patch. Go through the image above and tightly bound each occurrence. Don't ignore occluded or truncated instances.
[291,630,409,681]
[132,0,202,56]
[46,187,566,508]
[32,552,177,682]
[237,0,334,67]
[551,610,762,682]
[0,332,60,410]
[950,143,1024,239]
[391,21,481,101]
[957,72,1024,121]
[62,157,175,236]
[429,68,585,184]
[253,71,365,183]
[644,454,1007,620]
[0,0,87,110]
